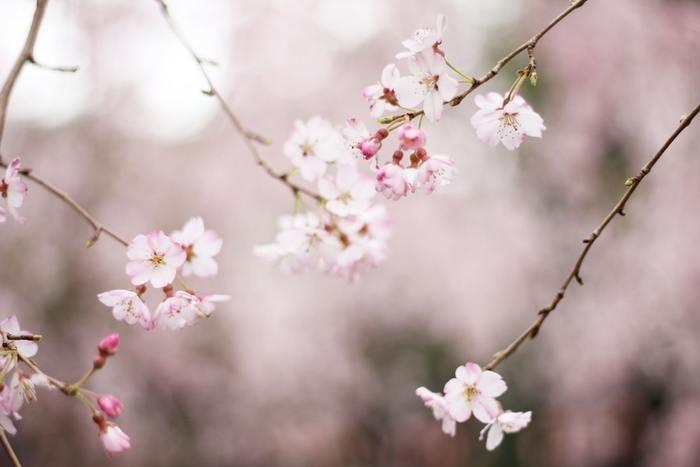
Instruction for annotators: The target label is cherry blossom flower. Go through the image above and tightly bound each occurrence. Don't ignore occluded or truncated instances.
[153,291,207,330]
[397,124,427,150]
[396,14,447,59]
[98,395,124,419]
[170,217,222,278]
[444,362,507,423]
[479,409,532,450]
[331,204,391,279]
[97,290,153,330]
[254,213,340,273]
[341,118,387,160]
[99,424,130,455]
[363,64,401,118]
[376,163,417,200]
[0,158,28,224]
[471,92,545,150]
[417,155,455,194]
[395,51,458,122]
[0,374,24,435]
[416,387,457,437]
[98,333,120,356]
[319,165,375,217]
[125,231,186,288]
[283,117,346,181]
[0,316,37,360]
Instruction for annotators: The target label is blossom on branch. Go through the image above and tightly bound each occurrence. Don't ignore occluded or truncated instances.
[471,92,545,150]
[126,231,186,288]
[443,362,507,423]
[171,217,223,278]
[319,165,375,217]
[395,51,458,122]
[0,316,38,360]
[396,14,447,59]
[364,64,402,118]
[416,387,457,436]
[479,409,532,450]
[97,290,152,330]
[0,158,28,224]
[283,117,347,181]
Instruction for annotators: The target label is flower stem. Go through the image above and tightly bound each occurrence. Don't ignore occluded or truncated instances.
[445,60,475,84]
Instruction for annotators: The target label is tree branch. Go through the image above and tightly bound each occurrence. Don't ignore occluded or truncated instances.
[153,0,323,202]
[0,429,21,467]
[0,159,128,247]
[387,0,590,124]
[0,0,50,149]
[484,103,700,371]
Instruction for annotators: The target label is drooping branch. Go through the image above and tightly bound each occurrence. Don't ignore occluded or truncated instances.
[0,159,128,247]
[484,103,700,371]
[386,0,590,124]
[153,0,322,202]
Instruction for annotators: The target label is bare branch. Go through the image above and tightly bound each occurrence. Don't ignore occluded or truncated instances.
[0,0,50,149]
[153,0,322,202]
[484,103,700,371]
[0,429,21,467]
[28,57,79,73]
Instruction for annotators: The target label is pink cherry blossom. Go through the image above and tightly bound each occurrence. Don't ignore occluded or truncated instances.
[97,290,153,330]
[99,424,130,455]
[375,163,417,200]
[98,333,120,355]
[471,92,546,150]
[0,158,28,224]
[479,409,532,451]
[363,64,401,118]
[417,155,455,194]
[254,213,339,273]
[416,387,457,437]
[342,118,385,160]
[283,117,346,181]
[397,124,427,150]
[125,231,186,288]
[170,217,222,278]
[319,165,375,217]
[395,51,458,122]
[98,395,124,419]
[443,362,507,423]
[0,316,37,360]
[396,14,447,59]
[0,373,24,435]
[153,291,202,330]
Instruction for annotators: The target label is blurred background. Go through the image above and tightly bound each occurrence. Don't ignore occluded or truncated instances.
[1,0,700,465]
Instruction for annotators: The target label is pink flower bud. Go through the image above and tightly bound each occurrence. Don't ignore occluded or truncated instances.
[98,395,124,419]
[99,425,130,455]
[359,138,381,159]
[397,124,427,150]
[98,333,120,356]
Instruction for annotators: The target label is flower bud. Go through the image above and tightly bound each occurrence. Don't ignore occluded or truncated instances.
[392,150,404,164]
[360,138,381,160]
[398,124,427,150]
[98,395,124,419]
[98,333,119,356]
[374,128,389,140]
[100,424,131,455]
[93,355,106,370]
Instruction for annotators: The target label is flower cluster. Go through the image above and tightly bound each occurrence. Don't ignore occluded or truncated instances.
[98,218,230,330]
[256,116,392,282]
[0,158,28,224]
[0,318,130,455]
[416,362,531,450]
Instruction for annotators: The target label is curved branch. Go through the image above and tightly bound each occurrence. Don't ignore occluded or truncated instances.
[153,0,323,202]
[0,0,49,148]
[0,160,128,247]
[484,103,700,371]
[387,0,590,124]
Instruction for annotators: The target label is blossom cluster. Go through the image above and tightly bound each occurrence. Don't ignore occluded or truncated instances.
[255,116,393,282]
[0,318,131,455]
[416,362,531,450]
[98,217,230,330]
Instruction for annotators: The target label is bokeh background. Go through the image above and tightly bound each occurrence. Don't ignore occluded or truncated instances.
[1,0,700,465]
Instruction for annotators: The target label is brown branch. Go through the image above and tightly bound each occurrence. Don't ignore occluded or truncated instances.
[387,0,589,124]
[484,103,700,371]
[153,0,323,202]
[0,160,128,247]
[0,429,21,467]
[0,0,50,149]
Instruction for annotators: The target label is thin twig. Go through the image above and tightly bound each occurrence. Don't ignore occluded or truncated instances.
[0,160,128,247]
[0,0,49,149]
[386,0,589,124]
[484,103,700,371]
[0,429,21,467]
[153,0,323,202]
[28,57,79,73]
